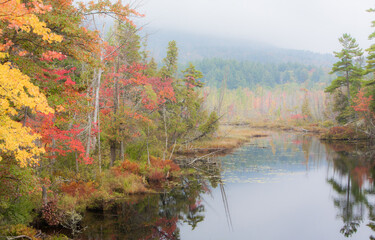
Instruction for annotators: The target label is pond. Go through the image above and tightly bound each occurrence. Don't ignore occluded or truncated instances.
[78,131,375,240]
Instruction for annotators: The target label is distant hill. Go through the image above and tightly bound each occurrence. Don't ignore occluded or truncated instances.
[189,58,334,89]
[145,30,335,67]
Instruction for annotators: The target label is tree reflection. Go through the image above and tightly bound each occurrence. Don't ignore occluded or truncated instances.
[79,173,218,240]
[325,142,375,238]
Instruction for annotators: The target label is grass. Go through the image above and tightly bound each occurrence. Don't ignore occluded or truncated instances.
[246,119,327,134]
[176,125,269,155]
[176,119,332,156]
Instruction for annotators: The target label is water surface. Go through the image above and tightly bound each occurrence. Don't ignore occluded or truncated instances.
[80,131,375,240]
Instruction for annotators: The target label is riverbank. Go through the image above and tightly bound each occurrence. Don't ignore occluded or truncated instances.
[242,120,327,134]
[175,125,269,156]
[2,123,368,239]
[1,125,271,239]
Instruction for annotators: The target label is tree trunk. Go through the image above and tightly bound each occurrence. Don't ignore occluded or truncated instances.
[50,138,56,175]
[346,68,351,106]
[110,140,116,167]
[85,114,92,159]
[42,185,47,205]
[75,152,79,173]
[23,107,28,127]
[98,113,102,173]
[120,141,124,161]
[93,67,103,125]
[110,59,120,166]
[147,123,150,165]
[169,139,177,160]
[91,67,103,151]
[163,105,168,161]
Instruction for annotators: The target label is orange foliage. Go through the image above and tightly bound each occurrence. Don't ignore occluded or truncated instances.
[60,181,96,198]
[147,169,165,182]
[112,160,140,175]
[149,156,180,172]
[353,90,373,113]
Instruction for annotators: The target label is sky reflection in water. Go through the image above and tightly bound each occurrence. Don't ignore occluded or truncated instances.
[179,132,375,240]
[79,131,375,240]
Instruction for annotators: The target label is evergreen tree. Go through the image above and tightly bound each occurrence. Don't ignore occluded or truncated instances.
[301,96,312,121]
[366,8,375,81]
[146,57,158,77]
[365,8,375,112]
[161,40,178,78]
[326,34,363,103]
[182,63,204,88]
[325,33,364,123]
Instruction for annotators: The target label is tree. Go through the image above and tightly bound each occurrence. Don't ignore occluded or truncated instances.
[325,33,364,123]
[301,90,312,121]
[366,8,375,80]
[352,90,375,136]
[159,41,178,160]
[160,40,178,78]
[182,63,204,88]
[326,34,363,103]
[0,64,53,167]
[364,8,375,113]
[0,0,62,167]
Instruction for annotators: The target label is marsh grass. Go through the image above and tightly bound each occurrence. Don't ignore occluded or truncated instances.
[177,126,269,155]
[246,119,327,134]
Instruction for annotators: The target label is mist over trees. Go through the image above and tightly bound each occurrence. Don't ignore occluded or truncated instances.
[147,30,336,66]
[190,58,333,89]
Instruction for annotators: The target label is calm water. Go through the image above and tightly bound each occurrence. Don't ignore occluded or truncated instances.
[79,131,375,240]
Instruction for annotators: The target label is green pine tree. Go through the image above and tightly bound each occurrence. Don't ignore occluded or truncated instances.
[160,40,178,78]
[325,33,364,123]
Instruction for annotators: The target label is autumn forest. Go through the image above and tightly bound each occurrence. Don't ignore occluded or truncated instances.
[2,0,375,239]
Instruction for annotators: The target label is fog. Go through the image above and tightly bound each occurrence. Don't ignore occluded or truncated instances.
[137,0,374,54]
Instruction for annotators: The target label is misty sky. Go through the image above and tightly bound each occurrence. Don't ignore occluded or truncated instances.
[138,0,374,54]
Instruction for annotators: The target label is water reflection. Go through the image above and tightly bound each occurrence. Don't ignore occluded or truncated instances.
[325,141,375,238]
[220,133,326,184]
[77,131,375,240]
[80,174,216,239]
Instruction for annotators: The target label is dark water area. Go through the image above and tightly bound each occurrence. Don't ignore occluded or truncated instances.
[77,131,375,240]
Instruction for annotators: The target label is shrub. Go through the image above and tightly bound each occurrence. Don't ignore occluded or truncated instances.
[323,126,356,140]
[57,194,78,212]
[149,157,180,172]
[101,171,147,195]
[60,210,83,236]
[0,224,40,240]
[42,199,62,226]
[60,181,96,199]
[0,194,37,225]
[321,120,335,128]
[145,157,181,182]
[148,168,165,182]
[112,160,140,175]
[0,163,39,225]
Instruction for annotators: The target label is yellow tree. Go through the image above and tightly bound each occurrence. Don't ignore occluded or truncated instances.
[0,0,60,167]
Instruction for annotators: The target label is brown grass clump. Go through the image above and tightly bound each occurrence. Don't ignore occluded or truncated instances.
[248,119,326,133]
[177,126,268,155]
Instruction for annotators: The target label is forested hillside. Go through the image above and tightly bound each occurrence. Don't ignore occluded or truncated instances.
[147,30,336,66]
[190,58,333,89]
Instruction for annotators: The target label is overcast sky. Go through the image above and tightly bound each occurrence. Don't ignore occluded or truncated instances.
[137,0,375,54]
